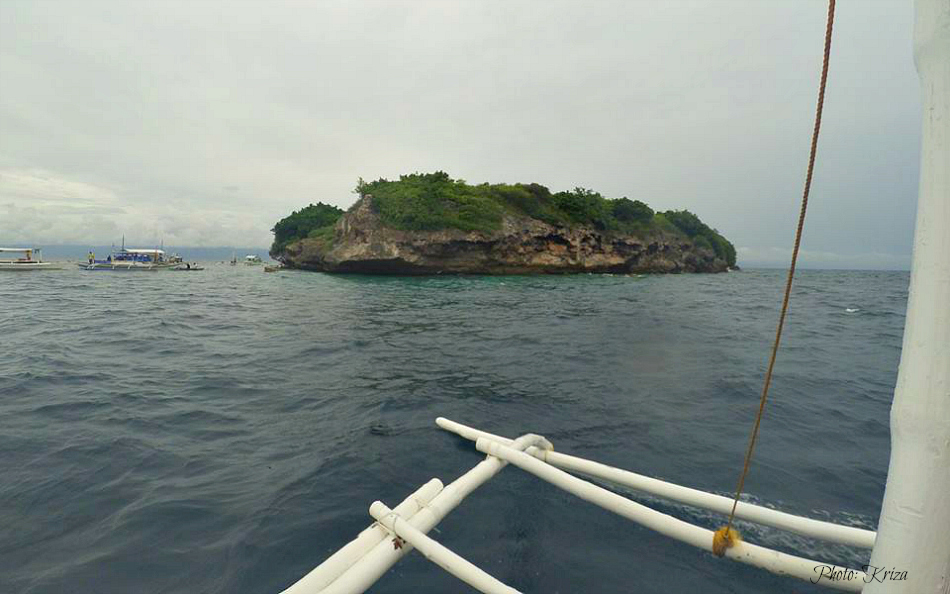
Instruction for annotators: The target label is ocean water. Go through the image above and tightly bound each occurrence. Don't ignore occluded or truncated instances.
[0,266,907,594]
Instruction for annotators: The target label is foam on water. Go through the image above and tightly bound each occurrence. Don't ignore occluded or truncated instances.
[0,267,905,593]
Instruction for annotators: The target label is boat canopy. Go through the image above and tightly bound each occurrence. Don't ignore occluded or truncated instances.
[124,249,165,255]
[0,248,34,252]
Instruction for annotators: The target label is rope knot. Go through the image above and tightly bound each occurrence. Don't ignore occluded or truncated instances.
[712,526,741,557]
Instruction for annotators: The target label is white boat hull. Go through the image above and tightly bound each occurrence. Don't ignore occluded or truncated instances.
[79,262,173,271]
[0,262,61,271]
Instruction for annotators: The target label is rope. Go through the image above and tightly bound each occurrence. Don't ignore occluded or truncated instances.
[712,0,836,557]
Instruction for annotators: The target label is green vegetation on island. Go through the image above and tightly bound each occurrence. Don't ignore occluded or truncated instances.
[662,209,737,268]
[271,172,736,267]
[357,172,657,234]
[271,202,344,255]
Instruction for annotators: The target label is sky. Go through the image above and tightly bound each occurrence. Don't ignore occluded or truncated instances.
[0,0,921,268]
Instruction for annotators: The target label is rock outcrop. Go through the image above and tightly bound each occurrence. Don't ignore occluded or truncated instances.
[278,196,729,274]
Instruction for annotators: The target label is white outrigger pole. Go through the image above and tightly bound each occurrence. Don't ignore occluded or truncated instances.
[280,416,870,593]
[278,1,948,592]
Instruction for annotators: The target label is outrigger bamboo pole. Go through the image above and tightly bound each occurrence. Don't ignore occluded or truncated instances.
[309,434,552,594]
[369,502,521,594]
[864,1,950,592]
[279,479,444,594]
[437,417,875,548]
[477,438,866,592]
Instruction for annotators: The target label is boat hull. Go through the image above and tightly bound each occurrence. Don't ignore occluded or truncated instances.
[80,263,173,271]
[0,262,61,271]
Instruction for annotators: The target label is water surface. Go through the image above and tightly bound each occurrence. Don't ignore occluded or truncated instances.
[0,266,905,593]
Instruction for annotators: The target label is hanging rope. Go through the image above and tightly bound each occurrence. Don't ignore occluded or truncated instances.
[712,0,836,558]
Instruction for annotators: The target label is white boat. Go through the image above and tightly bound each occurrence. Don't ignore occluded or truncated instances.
[244,254,263,265]
[0,247,61,271]
[80,247,176,271]
[172,263,204,271]
[277,2,949,593]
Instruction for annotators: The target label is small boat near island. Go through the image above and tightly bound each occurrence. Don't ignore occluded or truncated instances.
[244,254,263,265]
[172,263,204,271]
[0,247,61,271]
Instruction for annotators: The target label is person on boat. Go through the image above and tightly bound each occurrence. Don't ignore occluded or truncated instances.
[88,251,94,264]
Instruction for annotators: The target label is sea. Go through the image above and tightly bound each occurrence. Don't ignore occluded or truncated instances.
[0,265,907,594]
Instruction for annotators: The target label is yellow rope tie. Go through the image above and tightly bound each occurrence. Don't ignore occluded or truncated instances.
[712,0,836,558]
[712,526,741,557]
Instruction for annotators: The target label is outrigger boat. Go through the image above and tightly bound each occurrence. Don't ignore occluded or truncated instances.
[0,247,60,271]
[277,2,949,593]
[79,247,176,271]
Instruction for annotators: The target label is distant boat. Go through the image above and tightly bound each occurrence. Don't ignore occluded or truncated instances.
[0,247,61,271]
[244,254,263,265]
[172,263,204,271]
[230,252,238,266]
[79,247,176,271]
[264,264,280,272]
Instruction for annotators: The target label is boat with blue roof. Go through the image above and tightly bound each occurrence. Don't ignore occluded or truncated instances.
[79,246,176,271]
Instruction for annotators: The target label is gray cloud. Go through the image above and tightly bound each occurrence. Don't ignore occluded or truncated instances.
[0,0,919,267]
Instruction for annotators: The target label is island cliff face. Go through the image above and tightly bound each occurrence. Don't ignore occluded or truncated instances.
[278,196,730,274]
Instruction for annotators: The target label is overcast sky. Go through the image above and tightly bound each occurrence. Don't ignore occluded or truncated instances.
[0,0,920,268]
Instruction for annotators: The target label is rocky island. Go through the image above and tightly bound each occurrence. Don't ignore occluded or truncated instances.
[271,172,736,275]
